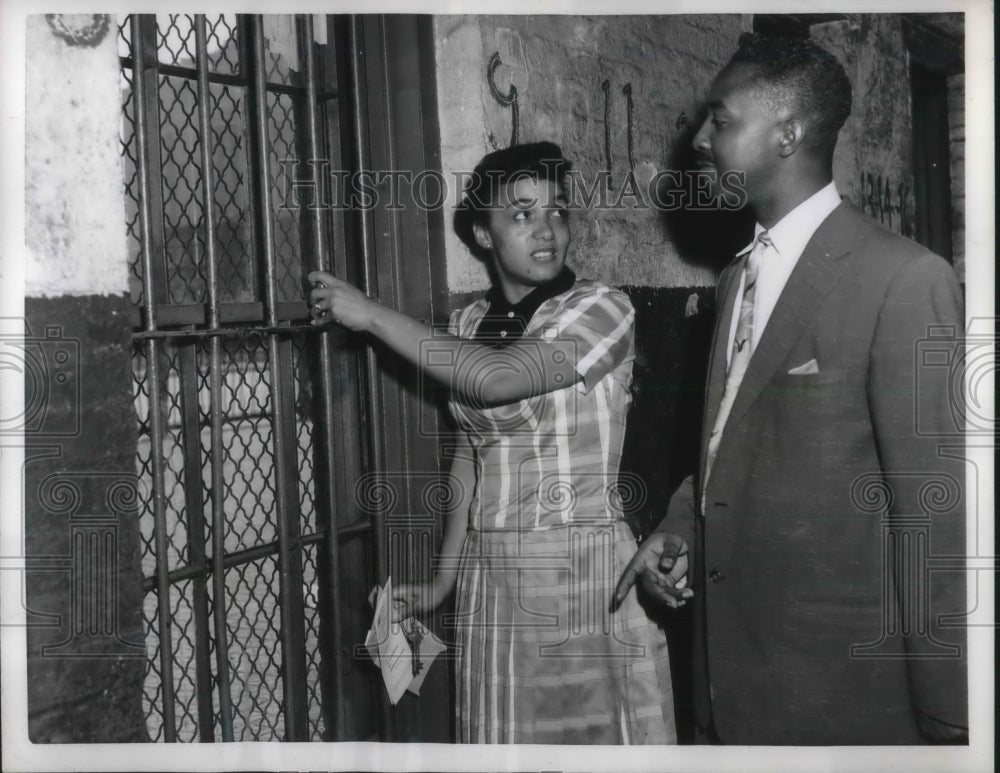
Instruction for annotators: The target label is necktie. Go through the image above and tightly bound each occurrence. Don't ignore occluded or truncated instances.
[702,231,771,501]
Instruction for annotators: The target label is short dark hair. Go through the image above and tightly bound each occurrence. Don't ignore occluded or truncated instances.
[729,32,852,155]
[454,141,571,260]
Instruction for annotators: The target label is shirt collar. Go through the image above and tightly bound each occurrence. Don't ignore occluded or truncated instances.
[737,182,841,258]
[484,267,576,314]
[476,268,576,346]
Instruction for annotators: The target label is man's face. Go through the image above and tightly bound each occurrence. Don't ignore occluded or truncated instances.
[692,62,787,204]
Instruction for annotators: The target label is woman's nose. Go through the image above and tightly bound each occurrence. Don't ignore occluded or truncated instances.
[535,219,554,239]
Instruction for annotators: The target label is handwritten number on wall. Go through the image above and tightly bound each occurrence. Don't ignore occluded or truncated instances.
[602,80,613,188]
[487,52,519,149]
[482,62,637,184]
[858,170,911,236]
[623,83,635,174]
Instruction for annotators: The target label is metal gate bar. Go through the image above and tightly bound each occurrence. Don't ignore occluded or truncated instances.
[193,13,236,742]
[299,13,345,741]
[130,13,178,742]
[176,342,214,741]
[348,16,393,742]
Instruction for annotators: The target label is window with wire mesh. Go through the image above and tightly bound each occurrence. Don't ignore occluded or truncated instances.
[119,13,312,309]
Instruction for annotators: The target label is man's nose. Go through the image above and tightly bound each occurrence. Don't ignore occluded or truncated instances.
[692,119,711,152]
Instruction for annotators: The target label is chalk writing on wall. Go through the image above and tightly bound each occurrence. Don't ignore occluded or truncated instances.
[487,52,519,150]
[857,171,912,237]
[623,83,635,174]
[602,80,613,188]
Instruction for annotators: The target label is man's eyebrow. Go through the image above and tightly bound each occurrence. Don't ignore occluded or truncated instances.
[707,98,727,110]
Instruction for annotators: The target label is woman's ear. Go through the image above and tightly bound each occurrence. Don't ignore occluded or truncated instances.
[472,222,493,252]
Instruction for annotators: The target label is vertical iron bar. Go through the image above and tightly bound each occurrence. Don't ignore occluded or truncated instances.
[349,14,393,742]
[348,16,388,589]
[300,13,345,742]
[248,14,310,741]
[131,12,178,742]
[176,342,215,741]
[195,14,236,742]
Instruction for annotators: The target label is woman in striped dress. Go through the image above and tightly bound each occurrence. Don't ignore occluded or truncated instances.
[308,142,675,744]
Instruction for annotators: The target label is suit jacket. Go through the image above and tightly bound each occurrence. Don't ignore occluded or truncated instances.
[663,202,968,744]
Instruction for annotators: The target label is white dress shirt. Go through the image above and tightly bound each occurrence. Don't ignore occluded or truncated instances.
[726,182,842,364]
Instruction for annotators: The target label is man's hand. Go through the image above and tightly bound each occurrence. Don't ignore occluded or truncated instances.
[614,531,693,610]
[307,271,381,332]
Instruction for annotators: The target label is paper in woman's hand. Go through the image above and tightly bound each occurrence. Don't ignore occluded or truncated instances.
[364,577,414,705]
[364,578,446,704]
[402,617,446,697]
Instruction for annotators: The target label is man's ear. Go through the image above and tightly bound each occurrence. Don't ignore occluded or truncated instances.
[472,222,493,251]
[778,119,806,158]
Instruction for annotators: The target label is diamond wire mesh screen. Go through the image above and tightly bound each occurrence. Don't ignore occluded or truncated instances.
[120,14,332,742]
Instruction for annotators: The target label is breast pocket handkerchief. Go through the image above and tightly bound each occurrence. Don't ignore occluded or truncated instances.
[787,358,820,375]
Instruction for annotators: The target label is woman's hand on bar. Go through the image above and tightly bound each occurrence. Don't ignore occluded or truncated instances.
[308,270,381,332]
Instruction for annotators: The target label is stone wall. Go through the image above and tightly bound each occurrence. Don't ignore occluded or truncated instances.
[813,15,917,239]
[434,14,751,294]
[23,13,147,742]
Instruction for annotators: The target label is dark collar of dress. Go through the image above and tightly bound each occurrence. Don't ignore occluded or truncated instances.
[474,268,576,347]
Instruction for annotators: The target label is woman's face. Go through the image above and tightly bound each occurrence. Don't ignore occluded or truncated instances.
[474,176,570,304]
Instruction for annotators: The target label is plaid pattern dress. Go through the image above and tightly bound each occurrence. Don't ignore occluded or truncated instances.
[447,279,676,744]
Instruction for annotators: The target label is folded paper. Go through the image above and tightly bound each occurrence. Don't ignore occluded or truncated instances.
[364,578,446,704]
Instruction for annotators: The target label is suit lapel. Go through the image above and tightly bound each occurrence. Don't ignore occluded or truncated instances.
[717,203,867,449]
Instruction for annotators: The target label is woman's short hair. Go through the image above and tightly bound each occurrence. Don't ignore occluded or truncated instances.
[453,141,572,260]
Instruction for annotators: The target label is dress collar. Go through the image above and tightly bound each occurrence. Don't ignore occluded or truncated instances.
[475,268,576,346]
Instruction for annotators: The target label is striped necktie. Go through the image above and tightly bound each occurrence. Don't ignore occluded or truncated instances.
[702,230,771,500]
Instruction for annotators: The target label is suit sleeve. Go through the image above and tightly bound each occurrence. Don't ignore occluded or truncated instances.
[868,252,968,728]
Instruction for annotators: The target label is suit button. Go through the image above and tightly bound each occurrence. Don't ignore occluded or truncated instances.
[708,569,725,583]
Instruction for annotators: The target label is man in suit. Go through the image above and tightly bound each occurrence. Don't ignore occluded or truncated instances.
[615,33,968,745]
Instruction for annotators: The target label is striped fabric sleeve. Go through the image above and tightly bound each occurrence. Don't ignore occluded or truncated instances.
[542,285,636,394]
[447,306,463,337]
